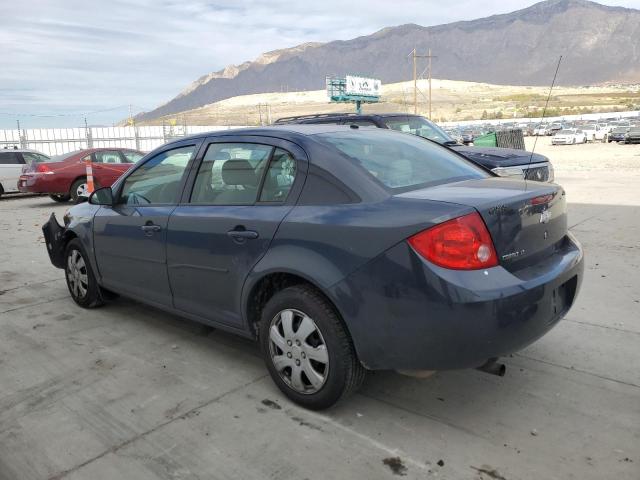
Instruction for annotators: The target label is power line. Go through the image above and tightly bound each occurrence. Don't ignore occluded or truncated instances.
[0,105,148,118]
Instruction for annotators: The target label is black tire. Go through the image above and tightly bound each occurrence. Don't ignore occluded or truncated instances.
[259,285,365,410]
[49,194,70,202]
[69,178,97,204]
[64,239,104,308]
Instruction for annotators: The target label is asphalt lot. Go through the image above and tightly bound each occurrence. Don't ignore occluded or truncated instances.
[0,141,638,480]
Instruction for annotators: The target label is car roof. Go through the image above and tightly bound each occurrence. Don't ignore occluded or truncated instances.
[0,147,49,154]
[166,124,377,146]
[273,112,421,124]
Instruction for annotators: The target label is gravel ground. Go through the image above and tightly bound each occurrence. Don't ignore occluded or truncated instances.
[0,142,638,480]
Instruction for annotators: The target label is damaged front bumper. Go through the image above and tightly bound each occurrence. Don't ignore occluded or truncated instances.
[42,213,67,269]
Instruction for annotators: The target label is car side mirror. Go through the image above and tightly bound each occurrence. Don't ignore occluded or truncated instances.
[89,187,114,206]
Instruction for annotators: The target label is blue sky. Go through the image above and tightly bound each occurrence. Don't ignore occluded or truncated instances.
[1,0,639,128]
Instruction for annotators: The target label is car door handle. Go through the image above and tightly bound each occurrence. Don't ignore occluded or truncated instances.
[141,224,162,233]
[227,228,259,241]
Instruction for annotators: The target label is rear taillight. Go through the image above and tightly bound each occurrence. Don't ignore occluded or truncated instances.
[35,163,51,173]
[408,212,498,270]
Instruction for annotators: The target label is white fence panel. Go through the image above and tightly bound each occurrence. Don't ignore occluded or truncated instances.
[0,125,250,156]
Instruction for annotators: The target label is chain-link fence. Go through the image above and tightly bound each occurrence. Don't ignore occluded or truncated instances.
[0,124,246,156]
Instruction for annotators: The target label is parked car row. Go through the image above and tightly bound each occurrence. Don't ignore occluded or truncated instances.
[445,116,640,145]
[0,147,145,201]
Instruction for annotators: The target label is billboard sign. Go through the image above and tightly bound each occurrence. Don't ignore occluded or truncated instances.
[345,75,381,98]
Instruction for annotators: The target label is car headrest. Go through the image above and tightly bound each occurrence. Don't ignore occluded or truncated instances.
[221,159,257,187]
[212,151,231,161]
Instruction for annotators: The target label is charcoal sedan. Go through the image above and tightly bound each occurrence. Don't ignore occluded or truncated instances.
[43,126,583,409]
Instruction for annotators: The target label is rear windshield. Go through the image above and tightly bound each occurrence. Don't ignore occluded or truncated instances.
[51,150,83,161]
[382,116,454,145]
[315,130,488,191]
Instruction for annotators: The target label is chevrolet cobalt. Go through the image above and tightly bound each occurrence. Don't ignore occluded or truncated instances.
[43,126,583,409]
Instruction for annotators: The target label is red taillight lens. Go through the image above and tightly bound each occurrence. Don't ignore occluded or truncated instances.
[35,163,51,173]
[408,212,498,270]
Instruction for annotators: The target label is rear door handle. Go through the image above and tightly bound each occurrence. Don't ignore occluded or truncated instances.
[227,228,259,241]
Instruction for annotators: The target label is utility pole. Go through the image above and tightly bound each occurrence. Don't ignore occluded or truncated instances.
[410,48,437,118]
[428,48,433,120]
[413,49,417,115]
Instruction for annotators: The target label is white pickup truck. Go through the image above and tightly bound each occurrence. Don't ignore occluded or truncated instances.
[581,123,611,142]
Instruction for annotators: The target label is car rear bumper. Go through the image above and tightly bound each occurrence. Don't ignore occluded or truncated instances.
[18,173,66,194]
[330,233,584,371]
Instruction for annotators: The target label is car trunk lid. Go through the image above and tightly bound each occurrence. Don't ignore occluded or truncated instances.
[397,177,567,267]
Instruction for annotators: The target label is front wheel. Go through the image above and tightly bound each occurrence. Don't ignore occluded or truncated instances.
[64,239,104,308]
[259,285,365,410]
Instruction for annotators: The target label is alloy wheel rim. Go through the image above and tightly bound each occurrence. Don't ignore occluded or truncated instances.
[67,250,88,298]
[76,183,88,198]
[268,309,329,394]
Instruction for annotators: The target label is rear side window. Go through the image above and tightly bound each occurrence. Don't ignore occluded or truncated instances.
[259,148,296,202]
[0,152,22,164]
[190,143,272,205]
[94,151,124,164]
[315,130,487,191]
[123,151,144,163]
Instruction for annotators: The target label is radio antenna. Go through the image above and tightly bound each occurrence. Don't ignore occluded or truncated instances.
[526,55,562,190]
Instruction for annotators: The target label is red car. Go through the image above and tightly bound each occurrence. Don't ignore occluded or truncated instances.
[19,148,144,202]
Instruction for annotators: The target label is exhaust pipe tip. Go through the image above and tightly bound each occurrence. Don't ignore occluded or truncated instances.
[476,358,506,377]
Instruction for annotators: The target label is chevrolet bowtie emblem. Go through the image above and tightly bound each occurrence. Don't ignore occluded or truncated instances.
[540,210,552,224]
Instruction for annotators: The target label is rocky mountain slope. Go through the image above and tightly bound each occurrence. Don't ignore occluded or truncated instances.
[139,0,640,121]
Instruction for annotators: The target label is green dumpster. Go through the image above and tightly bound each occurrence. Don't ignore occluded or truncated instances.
[473,132,497,147]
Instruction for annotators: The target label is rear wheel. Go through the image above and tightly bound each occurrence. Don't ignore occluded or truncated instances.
[259,285,365,410]
[49,194,70,202]
[64,239,104,308]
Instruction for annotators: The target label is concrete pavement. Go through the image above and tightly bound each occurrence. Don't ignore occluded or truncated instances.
[0,158,638,479]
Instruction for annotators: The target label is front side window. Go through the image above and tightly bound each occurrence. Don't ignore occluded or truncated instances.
[94,151,124,164]
[120,145,195,205]
[315,130,487,191]
[190,143,272,205]
[123,151,144,163]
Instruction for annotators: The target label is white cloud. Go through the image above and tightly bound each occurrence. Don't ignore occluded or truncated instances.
[1,0,639,127]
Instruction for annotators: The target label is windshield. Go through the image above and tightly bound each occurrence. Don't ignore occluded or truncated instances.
[382,116,455,144]
[315,129,488,191]
[558,129,575,134]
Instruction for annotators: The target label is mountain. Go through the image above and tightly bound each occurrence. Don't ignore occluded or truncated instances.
[138,0,640,121]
